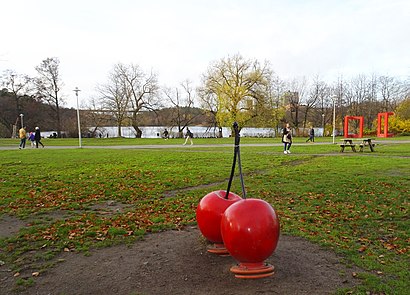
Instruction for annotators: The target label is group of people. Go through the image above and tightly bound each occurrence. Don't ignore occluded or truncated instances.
[162,128,194,145]
[19,126,44,149]
[18,124,313,152]
[163,124,314,152]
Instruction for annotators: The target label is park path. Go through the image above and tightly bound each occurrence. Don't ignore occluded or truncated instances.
[0,140,409,151]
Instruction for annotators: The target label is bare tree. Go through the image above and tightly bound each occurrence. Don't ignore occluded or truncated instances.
[285,77,307,134]
[331,76,348,111]
[115,63,159,138]
[34,58,64,137]
[306,76,328,130]
[163,80,199,137]
[83,97,112,137]
[330,76,349,134]
[346,74,380,129]
[348,74,369,116]
[96,70,128,137]
[1,70,32,132]
[197,78,223,137]
[364,74,379,129]
[379,75,404,111]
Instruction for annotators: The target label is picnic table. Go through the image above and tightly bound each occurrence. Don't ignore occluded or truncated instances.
[340,139,356,152]
[340,138,375,152]
[359,138,375,152]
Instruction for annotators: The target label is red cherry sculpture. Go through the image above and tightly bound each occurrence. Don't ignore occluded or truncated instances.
[196,190,242,254]
[221,198,280,278]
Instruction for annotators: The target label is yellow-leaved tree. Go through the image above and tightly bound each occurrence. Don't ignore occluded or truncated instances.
[390,97,410,134]
[198,54,276,132]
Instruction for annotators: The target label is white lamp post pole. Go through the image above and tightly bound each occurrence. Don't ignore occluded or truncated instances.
[322,113,325,137]
[332,98,336,144]
[73,87,82,148]
[19,114,24,128]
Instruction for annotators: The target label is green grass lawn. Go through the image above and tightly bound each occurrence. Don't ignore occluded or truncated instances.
[0,138,409,294]
[1,135,409,147]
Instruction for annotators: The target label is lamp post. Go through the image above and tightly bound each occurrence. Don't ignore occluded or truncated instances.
[322,113,325,137]
[73,87,82,148]
[332,98,336,144]
[19,114,24,128]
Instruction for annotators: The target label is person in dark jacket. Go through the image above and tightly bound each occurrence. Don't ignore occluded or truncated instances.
[306,127,315,142]
[34,127,45,148]
[183,128,193,145]
[163,128,169,140]
[282,123,292,154]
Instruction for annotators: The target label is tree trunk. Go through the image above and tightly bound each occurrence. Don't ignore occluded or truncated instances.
[134,126,142,138]
[56,105,61,138]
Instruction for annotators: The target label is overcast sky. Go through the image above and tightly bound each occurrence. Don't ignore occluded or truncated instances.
[1,0,409,108]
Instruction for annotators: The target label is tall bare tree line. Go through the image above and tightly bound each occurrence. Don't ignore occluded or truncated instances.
[1,55,409,138]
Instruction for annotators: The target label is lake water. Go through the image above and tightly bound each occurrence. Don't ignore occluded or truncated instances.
[90,126,277,138]
[41,126,324,139]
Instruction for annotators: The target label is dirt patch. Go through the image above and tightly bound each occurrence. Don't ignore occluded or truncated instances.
[0,211,71,239]
[0,215,27,239]
[88,200,134,216]
[1,227,363,295]
[283,156,319,166]
[0,202,132,239]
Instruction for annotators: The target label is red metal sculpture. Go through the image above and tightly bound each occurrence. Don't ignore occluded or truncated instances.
[344,116,364,138]
[197,122,280,277]
[377,112,394,137]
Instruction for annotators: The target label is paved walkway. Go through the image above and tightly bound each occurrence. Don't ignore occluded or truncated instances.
[1,140,409,150]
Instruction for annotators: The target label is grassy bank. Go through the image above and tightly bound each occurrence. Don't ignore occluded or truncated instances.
[0,140,409,294]
[1,135,410,147]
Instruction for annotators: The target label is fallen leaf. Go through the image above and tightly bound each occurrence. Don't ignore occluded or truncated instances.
[358,246,367,253]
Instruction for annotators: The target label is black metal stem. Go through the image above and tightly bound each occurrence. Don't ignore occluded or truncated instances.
[236,144,247,199]
[225,122,247,199]
[225,145,237,199]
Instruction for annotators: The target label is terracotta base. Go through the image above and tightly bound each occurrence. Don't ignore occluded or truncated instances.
[207,243,230,256]
[230,262,274,279]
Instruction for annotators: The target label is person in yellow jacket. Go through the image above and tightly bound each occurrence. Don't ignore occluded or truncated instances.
[19,126,27,149]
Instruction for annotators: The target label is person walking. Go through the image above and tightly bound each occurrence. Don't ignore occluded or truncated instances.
[306,127,315,143]
[282,123,292,154]
[183,128,193,145]
[34,127,45,148]
[18,126,27,149]
[163,128,169,140]
[28,131,35,148]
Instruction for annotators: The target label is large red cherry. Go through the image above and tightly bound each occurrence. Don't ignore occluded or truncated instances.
[221,198,280,278]
[196,190,242,244]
